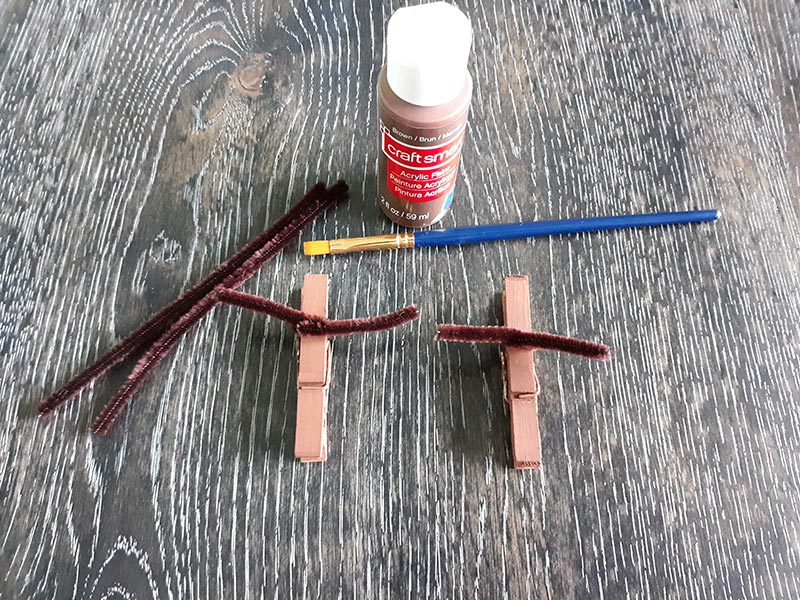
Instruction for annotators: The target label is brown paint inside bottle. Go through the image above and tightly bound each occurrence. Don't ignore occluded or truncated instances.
[377,67,472,228]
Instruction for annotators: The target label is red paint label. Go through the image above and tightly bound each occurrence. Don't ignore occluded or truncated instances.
[381,124,465,204]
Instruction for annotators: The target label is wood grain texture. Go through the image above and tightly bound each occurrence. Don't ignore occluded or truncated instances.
[1,0,799,598]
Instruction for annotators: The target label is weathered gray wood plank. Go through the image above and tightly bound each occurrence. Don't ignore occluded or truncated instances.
[1,0,798,598]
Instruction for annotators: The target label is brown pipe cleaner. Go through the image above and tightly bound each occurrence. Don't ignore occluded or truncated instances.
[39,183,333,416]
[217,288,419,336]
[90,182,353,435]
[436,325,610,360]
[40,182,350,434]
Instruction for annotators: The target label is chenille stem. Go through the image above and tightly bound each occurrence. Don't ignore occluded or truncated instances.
[86,182,348,434]
[91,295,220,435]
[39,182,330,416]
[218,288,419,337]
[217,288,308,325]
[436,324,610,360]
[295,305,419,336]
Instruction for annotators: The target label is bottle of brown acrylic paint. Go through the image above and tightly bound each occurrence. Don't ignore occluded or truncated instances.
[377,2,473,228]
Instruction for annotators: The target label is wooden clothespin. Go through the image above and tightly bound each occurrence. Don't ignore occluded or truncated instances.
[502,275,541,469]
[295,274,331,462]
[291,274,419,462]
[436,274,609,470]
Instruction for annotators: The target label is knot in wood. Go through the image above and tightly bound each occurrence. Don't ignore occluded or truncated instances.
[230,54,271,97]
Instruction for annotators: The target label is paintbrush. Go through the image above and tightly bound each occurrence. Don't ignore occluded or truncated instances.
[303,209,720,255]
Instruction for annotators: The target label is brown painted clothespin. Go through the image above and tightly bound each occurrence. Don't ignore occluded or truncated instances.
[290,274,419,462]
[436,274,609,470]
[212,273,417,464]
[502,275,541,469]
[295,274,331,462]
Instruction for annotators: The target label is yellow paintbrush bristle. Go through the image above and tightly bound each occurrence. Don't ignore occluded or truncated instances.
[303,240,331,256]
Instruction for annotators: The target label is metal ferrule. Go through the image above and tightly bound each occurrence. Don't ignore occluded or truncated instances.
[328,233,415,254]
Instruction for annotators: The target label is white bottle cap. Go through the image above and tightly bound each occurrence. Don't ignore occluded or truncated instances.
[386,2,472,107]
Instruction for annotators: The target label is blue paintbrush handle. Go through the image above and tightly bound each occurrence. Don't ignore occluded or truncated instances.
[413,210,720,247]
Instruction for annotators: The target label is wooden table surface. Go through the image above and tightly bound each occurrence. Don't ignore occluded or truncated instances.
[2,1,799,598]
